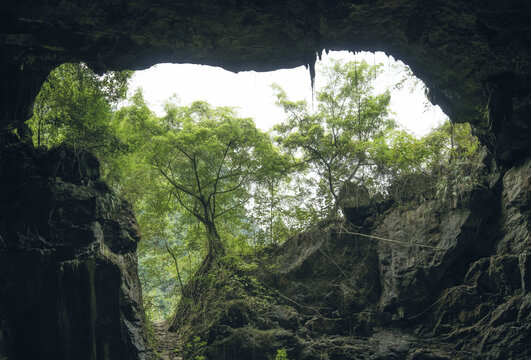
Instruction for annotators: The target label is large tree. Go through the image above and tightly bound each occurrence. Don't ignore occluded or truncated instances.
[106,94,288,319]
[273,60,395,217]
[149,101,281,270]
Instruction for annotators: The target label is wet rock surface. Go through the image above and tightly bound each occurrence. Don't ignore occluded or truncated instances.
[0,137,153,360]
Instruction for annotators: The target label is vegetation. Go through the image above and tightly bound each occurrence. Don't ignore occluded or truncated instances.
[148,101,283,270]
[176,335,207,360]
[28,62,132,158]
[26,59,485,329]
[275,348,290,360]
[273,60,394,217]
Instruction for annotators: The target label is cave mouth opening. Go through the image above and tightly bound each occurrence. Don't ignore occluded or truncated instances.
[1,2,528,358]
[18,50,485,324]
[126,50,448,136]
[100,51,484,322]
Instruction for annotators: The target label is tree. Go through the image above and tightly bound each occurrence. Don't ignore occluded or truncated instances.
[423,121,485,206]
[137,101,287,331]
[28,62,132,158]
[149,101,282,271]
[273,60,395,218]
[372,119,485,205]
[104,94,287,320]
[103,92,201,319]
[249,171,318,246]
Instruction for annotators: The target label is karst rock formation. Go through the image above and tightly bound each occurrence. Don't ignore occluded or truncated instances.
[1,1,529,359]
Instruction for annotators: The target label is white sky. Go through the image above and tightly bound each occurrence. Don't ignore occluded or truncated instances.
[127,51,447,137]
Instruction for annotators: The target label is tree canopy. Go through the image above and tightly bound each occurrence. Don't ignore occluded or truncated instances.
[273,60,395,217]
[27,62,132,158]
[149,101,283,266]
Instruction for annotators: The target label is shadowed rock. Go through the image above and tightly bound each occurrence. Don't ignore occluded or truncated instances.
[0,140,153,360]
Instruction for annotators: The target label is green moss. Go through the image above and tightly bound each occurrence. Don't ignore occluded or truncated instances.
[170,252,294,359]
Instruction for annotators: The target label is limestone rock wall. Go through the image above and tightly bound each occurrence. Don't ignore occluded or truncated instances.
[0,135,153,360]
[204,169,529,360]
[497,159,531,255]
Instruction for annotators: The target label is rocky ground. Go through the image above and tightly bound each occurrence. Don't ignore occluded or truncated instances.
[165,161,530,360]
[153,322,181,360]
[1,135,529,359]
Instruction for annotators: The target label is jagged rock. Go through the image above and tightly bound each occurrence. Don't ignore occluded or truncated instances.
[465,255,522,295]
[36,144,101,183]
[102,200,142,254]
[199,172,529,359]
[0,141,153,360]
[340,183,373,226]
[373,196,492,318]
[497,158,531,255]
[270,220,381,319]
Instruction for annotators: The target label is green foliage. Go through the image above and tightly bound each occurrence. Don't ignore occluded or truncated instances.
[273,59,485,216]
[428,122,485,206]
[169,251,285,359]
[142,317,159,355]
[248,173,315,246]
[273,60,395,218]
[104,95,288,319]
[175,335,207,360]
[149,101,285,259]
[28,62,132,158]
[383,120,485,205]
[275,348,289,360]
[27,57,485,330]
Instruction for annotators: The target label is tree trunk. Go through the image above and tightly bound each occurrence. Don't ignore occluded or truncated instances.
[163,238,186,297]
[167,217,224,332]
[205,221,224,260]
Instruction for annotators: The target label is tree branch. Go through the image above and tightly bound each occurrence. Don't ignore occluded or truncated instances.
[211,140,233,217]
[163,238,186,297]
[191,154,204,199]
[171,190,205,223]
[153,158,202,201]
[213,196,251,219]
[346,162,362,183]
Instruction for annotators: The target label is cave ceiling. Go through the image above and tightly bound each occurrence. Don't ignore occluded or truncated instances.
[1,0,530,164]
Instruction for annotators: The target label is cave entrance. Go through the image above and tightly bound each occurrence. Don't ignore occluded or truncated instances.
[96,50,464,322]
[3,47,489,359]
[112,51,487,360]
[14,47,486,355]
[22,50,479,325]
[1,2,528,358]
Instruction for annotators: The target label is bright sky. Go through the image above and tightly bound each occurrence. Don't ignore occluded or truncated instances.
[127,51,447,137]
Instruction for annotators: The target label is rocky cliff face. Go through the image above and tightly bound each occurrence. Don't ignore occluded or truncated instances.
[0,134,153,360]
[201,168,529,360]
